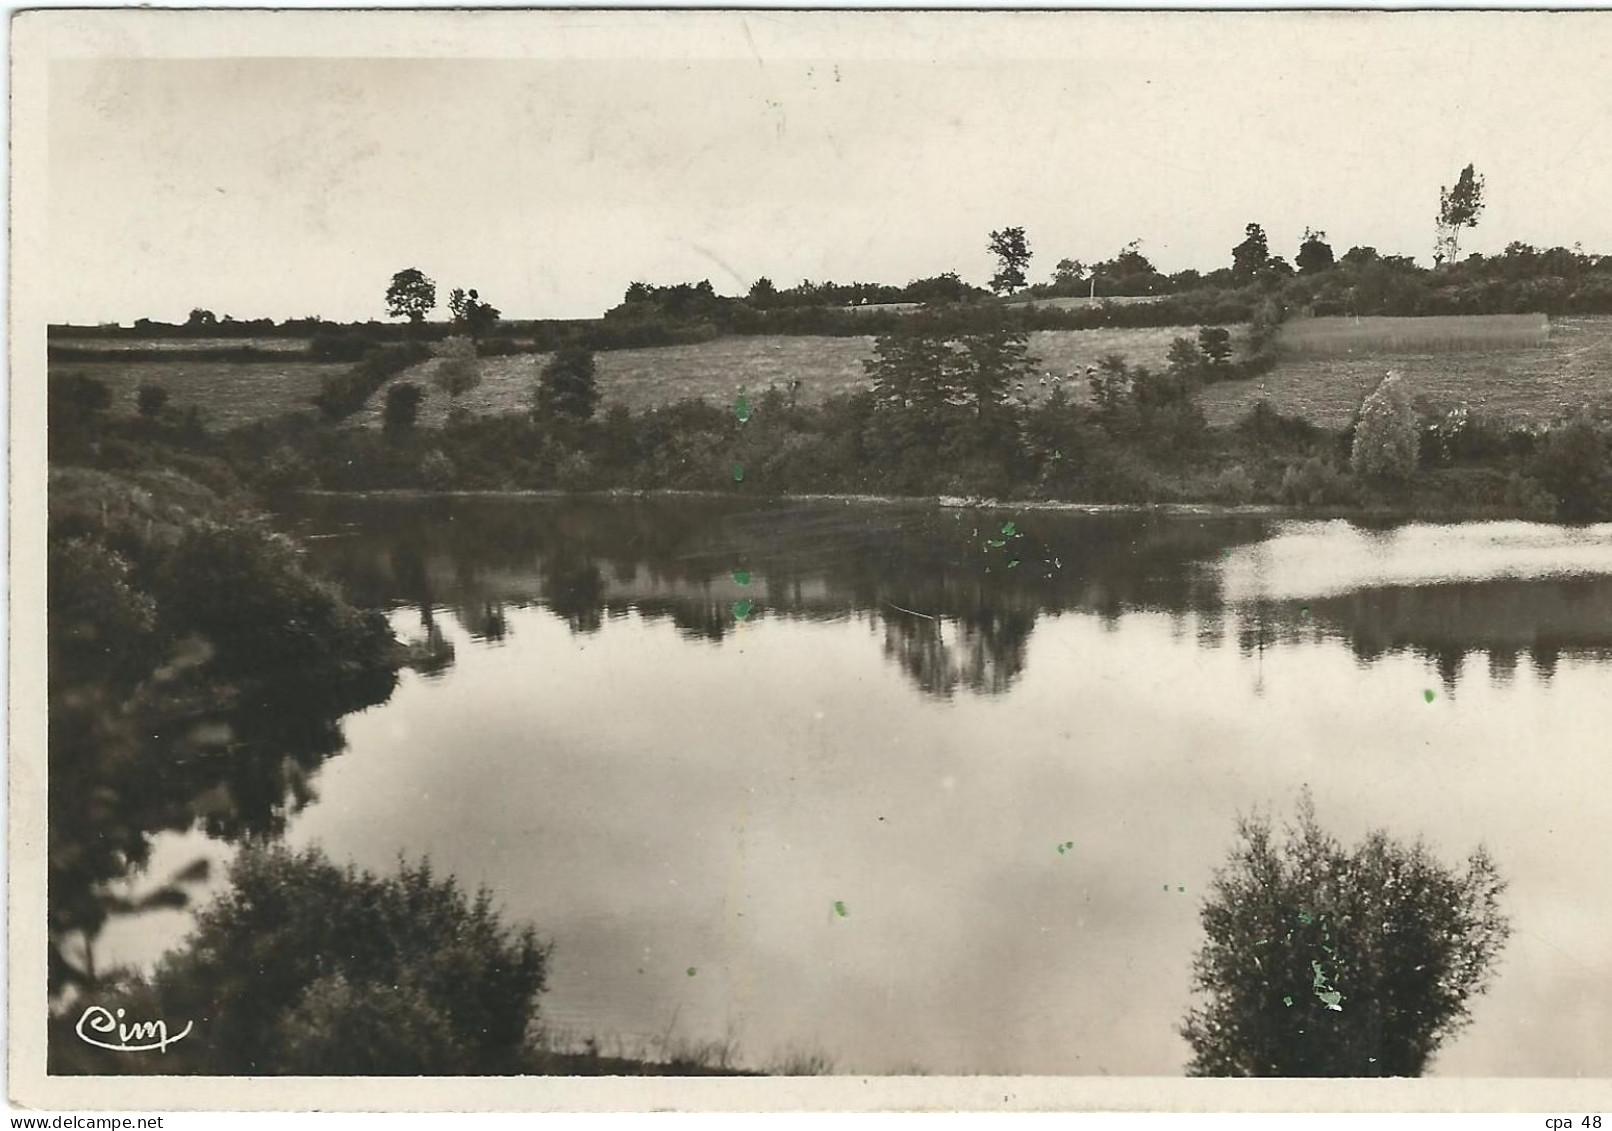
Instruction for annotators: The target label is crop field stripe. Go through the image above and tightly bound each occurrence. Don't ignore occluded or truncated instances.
[1278,314,1550,356]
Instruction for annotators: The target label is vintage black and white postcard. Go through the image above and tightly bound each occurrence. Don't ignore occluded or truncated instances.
[9,7,1612,1114]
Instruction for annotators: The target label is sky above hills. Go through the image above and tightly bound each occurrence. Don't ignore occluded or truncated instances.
[46,11,1612,325]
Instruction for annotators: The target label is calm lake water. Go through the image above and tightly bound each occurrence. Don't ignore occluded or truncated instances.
[105,496,1612,1076]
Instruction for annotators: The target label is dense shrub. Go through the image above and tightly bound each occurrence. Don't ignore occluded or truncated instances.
[1237,401,1321,451]
[1197,327,1233,373]
[135,383,170,418]
[433,336,482,400]
[383,382,425,435]
[1278,456,1355,507]
[48,535,160,680]
[535,347,601,424]
[477,336,524,357]
[357,342,433,383]
[1533,415,1611,519]
[581,314,723,351]
[1203,464,1257,505]
[1182,791,1509,1077]
[54,846,549,1075]
[49,372,112,426]
[1412,467,1554,516]
[315,342,431,422]
[309,331,377,363]
[45,466,402,995]
[420,449,457,490]
[156,519,393,678]
[1349,372,1420,487]
[1243,298,1286,362]
[48,374,115,462]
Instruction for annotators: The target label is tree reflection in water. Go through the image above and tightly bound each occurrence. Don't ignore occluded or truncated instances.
[881,607,1034,698]
[285,495,1612,702]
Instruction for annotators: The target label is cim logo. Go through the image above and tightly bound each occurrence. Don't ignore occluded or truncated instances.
[75,1005,193,1053]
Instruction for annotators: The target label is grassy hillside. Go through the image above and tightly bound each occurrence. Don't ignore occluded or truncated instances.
[354,325,1220,429]
[52,336,310,353]
[45,359,347,428]
[1198,316,1612,428]
[46,316,1612,433]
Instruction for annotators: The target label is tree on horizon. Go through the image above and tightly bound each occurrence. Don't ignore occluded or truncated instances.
[448,287,501,340]
[1296,228,1335,274]
[987,226,1032,295]
[1435,164,1486,266]
[1232,223,1272,282]
[386,268,438,327]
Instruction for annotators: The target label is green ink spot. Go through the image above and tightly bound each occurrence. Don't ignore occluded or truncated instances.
[733,598,754,620]
[1008,560,1020,569]
[1053,450,1062,460]
[1162,883,1169,892]
[1001,521,1016,536]
[1423,689,1436,703]
[1311,960,1344,1011]
[1283,995,1294,1007]
[732,569,752,585]
[686,967,697,977]
[734,392,751,423]
[986,539,1007,549]
[833,901,849,918]
[1056,841,1075,855]
[732,463,745,482]
[1297,910,1315,926]
[1178,885,1185,893]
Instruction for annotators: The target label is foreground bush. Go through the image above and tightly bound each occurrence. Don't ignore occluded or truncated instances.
[52,846,550,1075]
[1182,792,1510,1077]
[47,468,400,994]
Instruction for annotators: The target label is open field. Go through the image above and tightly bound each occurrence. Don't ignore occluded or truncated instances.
[47,359,345,428]
[51,336,311,353]
[1278,313,1550,356]
[352,325,1227,428]
[352,336,875,428]
[836,302,921,315]
[1199,316,1612,428]
[49,317,1612,434]
[1002,294,1166,310]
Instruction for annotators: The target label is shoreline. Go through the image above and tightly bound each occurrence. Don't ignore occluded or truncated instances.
[292,486,1545,524]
